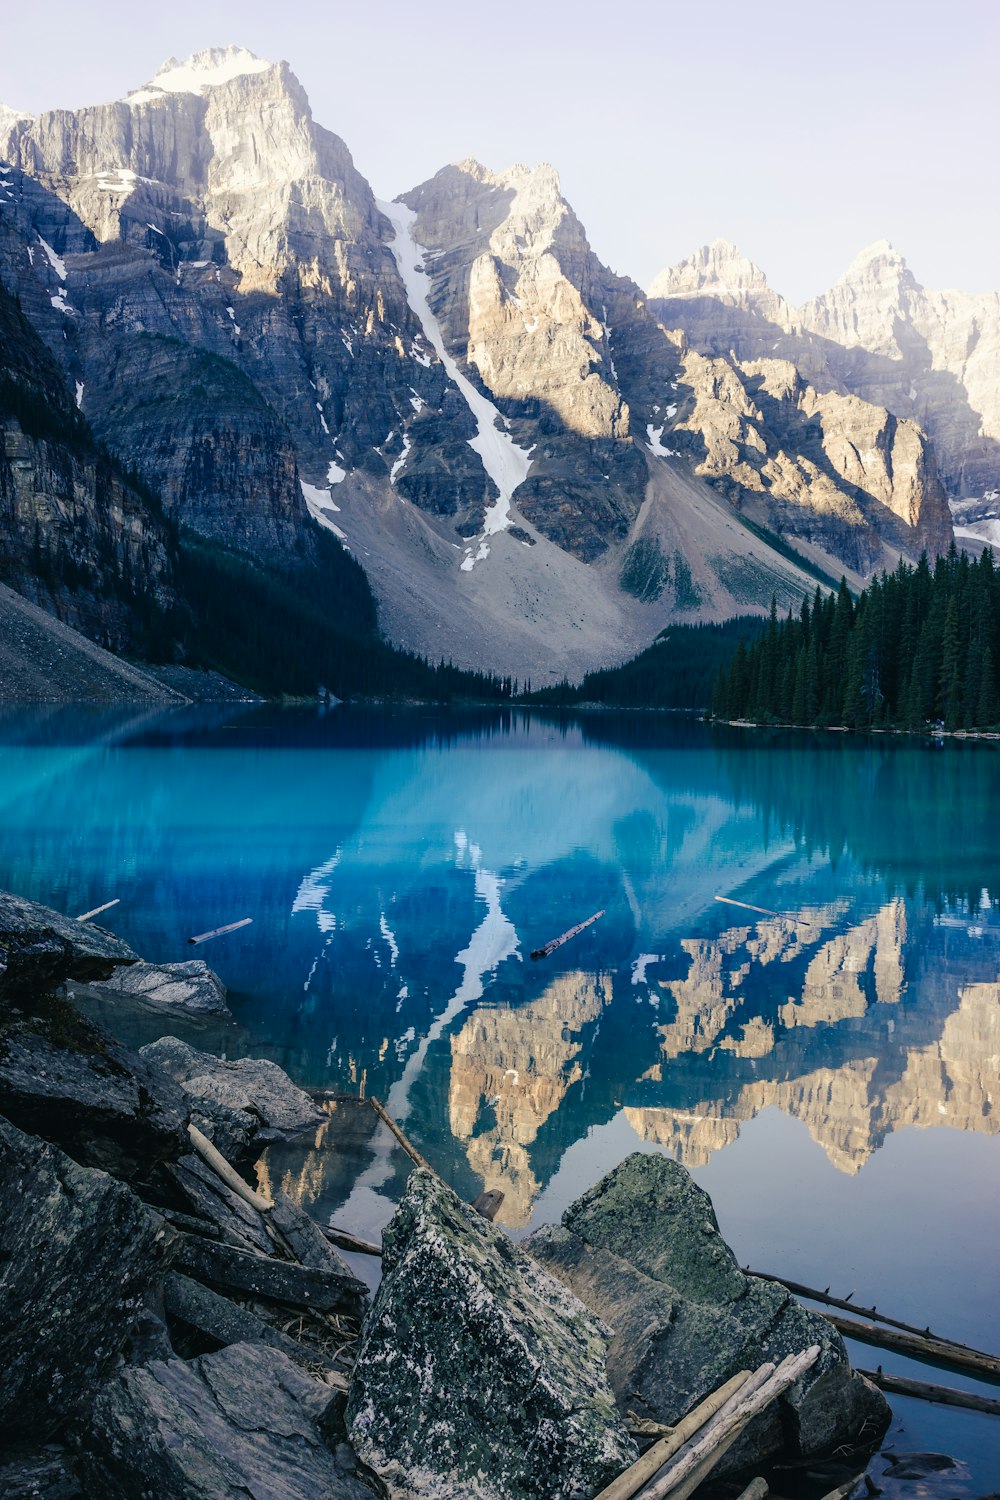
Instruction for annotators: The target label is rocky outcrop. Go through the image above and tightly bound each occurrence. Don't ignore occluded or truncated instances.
[0,997,191,1177]
[0,888,137,1001]
[140,1035,325,1152]
[347,1168,636,1500]
[93,958,231,1017]
[665,345,952,572]
[652,236,996,527]
[0,1116,171,1437]
[527,1154,889,1474]
[0,282,178,654]
[81,1342,375,1500]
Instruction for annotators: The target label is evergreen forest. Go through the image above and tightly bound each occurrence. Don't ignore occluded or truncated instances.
[712,545,1000,731]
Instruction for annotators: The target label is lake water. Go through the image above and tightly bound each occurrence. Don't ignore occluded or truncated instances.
[2,705,999,1486]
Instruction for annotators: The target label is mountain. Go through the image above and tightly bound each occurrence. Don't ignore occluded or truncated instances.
[0,48,960,685]
[650,237,998,546]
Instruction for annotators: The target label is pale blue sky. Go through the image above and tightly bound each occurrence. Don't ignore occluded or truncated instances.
[4,0,997,302]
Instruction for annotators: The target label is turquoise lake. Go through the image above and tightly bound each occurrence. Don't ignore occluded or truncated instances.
[2,705,999,1485]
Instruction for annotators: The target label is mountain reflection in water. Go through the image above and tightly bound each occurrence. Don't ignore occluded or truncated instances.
[9,707,1000,1474]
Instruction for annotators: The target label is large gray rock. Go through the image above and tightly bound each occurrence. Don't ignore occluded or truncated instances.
[92,959,231,1017]
[527,1154,890,1476]
[81,1342,376,1500]
[0,1116,172,1437]
[0,889,137,1004]
[140,1035,324,1148]
[0,999,190,1177]
[347,1168,636,1500]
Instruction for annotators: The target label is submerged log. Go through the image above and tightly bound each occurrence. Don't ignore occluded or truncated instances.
[472,1190,505,1221]
[749,1269,958,1346]
[322,1224,382,1257]
[824,1312,1000,1382]
[858,1367,1000,1416]
[369,1096,438,1176]
[530,909,605,960]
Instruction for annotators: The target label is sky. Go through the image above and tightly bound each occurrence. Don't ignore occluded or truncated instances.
[2,0,997,303]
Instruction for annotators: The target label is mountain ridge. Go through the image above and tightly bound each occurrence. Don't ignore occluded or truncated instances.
[0,45,971,686]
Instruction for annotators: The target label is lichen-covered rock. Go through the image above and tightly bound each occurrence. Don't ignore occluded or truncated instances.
[92,959,231,1017]
[0,998,190,1177]
[0,889,137,1004]
[81,1342,375,1500]
[527,1154,889,1476]
[140,1036,324,1147]
[0,1116,172,1437]
[347,1168,636,1500]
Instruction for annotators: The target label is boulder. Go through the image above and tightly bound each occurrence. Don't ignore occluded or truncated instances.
[140,1036,325,1150]
[0,1116,172,1437]
[81,1342,377,1500]
[91,959,232,1018]
[527,1154,890,1476]
[0,997,190,1178]
[347,1168,636,1500]
[0,889,137,1005]
[0,1447,83,1498]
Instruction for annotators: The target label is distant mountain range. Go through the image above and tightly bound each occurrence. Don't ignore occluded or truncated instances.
[0,46,994,685]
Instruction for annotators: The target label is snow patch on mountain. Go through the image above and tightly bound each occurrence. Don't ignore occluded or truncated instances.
[377,197,532,567]
[126,47,271,104]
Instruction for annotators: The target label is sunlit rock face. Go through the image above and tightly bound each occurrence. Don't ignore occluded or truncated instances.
[449,971,609,1226]
[652,235,999,515]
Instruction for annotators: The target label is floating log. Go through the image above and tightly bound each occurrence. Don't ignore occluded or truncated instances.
[187,1123,273,1213]
[824,1313,1000,1383]
[749,1270,955,1345]
[321,1224,382,1257]
[472,1190,505,1221]
[594,1371,752,1500]
[530,909,605,961]
[188,917,253,945]
[714,896,815,926]
[635,1348,821,1500]
[75,897,120,922]
[858,1367,1000,1417]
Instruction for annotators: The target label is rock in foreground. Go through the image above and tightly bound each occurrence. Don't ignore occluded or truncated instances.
[0,889,137,1003]
[82,1342,375,1500]
[0,998,191,1178]
[347,1169,636,1500]
[140,1036,324,1153]
[92,959,232,1018]
[527,1153,890,1475]
[0,1116,171,1437]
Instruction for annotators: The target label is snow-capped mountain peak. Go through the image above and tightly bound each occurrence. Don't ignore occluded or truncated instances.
[125,46,273,104]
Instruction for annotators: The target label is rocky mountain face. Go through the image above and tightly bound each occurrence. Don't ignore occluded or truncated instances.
[651,238,996,548]
[0,280,176,652]
[0,49,964,681]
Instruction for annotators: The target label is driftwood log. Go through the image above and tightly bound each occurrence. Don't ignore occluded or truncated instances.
[634,1347,821,1500]
[858,1367,1000,1416]
[594,1372,751,1500]
[750,1269,961,1346]
[824,1312,1000,1382]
